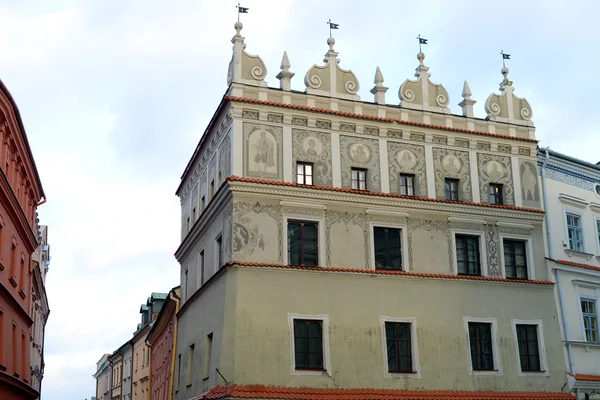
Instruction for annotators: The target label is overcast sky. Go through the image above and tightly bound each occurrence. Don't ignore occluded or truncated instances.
[0,1,599,399]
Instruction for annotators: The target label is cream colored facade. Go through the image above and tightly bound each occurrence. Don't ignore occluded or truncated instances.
[132,324,151,400]
[541,149,600,398]
[173,22,569,399]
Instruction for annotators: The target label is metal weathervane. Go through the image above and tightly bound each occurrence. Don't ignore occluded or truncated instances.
[417,34,428,52]
[236,3,249,21]
[500,50,511,67]
[327,19,339,37]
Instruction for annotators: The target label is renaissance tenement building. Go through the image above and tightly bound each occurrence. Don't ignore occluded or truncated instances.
[172,21,575,400]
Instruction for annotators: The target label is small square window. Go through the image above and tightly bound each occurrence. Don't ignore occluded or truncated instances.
[444,178,459,201]
[489,184,503,205]
[351,168,367,191]
[293,319,323,370]
[297,162,313,185]
[399,174,415,196]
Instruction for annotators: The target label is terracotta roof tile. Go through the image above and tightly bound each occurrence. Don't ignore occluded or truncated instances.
[226,176,545,214]
[228,261,555,286]
[225,96,538,143]
[572,373,600,381]
[547,258,600,273]
[203,385,575,399]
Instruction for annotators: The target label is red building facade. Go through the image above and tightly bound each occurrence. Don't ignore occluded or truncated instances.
[0,80,45,400]
[147,287,179,400]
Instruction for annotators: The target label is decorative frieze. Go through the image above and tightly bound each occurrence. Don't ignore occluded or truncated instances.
[454,138,470,148]
[242,109,259,120]
[476,141,491,151]
[363,126,379,136]
[388,129,402,139]
[518,147,531,156]
[267,113,283,123]
[497,144,512,154]
[432,135,448,145]
[339,123,356,133]
[315,119,332,129]
[292,116,308,126]
[409,132,425,142]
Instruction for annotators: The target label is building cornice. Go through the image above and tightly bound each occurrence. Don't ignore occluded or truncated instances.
[226,96,538,143]
[547,258,600,276]
[539,157,600,184]
[0,282,33,324]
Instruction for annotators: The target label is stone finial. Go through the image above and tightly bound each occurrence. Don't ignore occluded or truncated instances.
[484,67,532,125]
[276,51,295,91]
[370,66,388,104]
[458,80,476,117]
[226,21,267,91]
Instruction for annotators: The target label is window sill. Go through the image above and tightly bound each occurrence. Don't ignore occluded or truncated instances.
[186,383,192,387]
[564,248,594,260]
[295,367,325,371]
[457,273,483,277]
[203,376,209,381]
[388,370,417,374]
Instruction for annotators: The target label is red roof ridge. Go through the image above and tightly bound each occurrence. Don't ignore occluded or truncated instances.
[227,261,555,285]
[203,384,575,399]
[572,373,600,381]
[225,95,538,143]
[226,176,545,214]
[547,258,600,273]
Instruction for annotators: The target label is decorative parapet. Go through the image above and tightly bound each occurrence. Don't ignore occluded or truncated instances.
[399,52,450,114]
[484,67,532,125]
[227,22,267,88]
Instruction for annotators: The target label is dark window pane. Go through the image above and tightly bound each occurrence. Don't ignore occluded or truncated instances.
[516,325,541,372]
[294,320,323,370]
[385,322,412,373]
[469,322,494,371]
[457,235,480,276]
[374,227,403,270]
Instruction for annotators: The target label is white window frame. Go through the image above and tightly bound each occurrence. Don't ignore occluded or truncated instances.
[499,233,535,280]
[283,215,326,266]
[510,319,549,376]
[595,218,600,255]
[369,222,409,271]
[379,316,421,379]
[288,313,331,376]
[463,317,502,376]
[576,285,600,343]
[451,229,488,277]
[564,210,584,252]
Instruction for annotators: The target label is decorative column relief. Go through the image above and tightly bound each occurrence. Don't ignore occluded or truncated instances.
[283,125,293,183]
[469,151,481,203]
[424,144,436,199]
[331,131,342,188]
[232,118,244,176]
[511,156,522,207]
[379,138,390,193]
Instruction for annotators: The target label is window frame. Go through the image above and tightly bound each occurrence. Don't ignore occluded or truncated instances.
[293,319,324,371]
[579,298,599,344]
[444,178,459,201]
[595,218,600,255]
[215,233,223,272]
[488,183,504,205]
[351,168,368,191]
[199,248,205,287]
[284,216,325,267]
[379,316,421,379]
[296,162,314,186]
[510,319,549,376]
[288,313,331,376]
[499,234,534,280]
[463,317,502,376]
[399,173,416,196]
[369,222,408,271]
[565,212,584,252]
[452,230,487,277]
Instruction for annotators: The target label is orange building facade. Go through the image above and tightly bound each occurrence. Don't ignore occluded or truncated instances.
[0,80,45,400]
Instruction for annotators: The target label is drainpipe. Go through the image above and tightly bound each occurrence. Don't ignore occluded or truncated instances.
[541,148,574,375]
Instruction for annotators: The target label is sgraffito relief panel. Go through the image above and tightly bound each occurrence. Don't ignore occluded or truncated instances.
[223,203,233,264]
[292,129,333,186]
[485,224,501,277]
[218,134,231,184]
[433,148,472,201]
[407,218,452,273]
[339,136,381,192]
[326,210,368,268]
[243,122,283,180]
[232,201,282,263]
[477,153,514,206]
[520,160,541,209]
[387,142,427,196]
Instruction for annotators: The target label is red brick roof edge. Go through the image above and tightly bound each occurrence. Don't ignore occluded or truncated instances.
[547,258,600,273]
[225,95,538,143]
[569,372,600,381]
[226,176,545,214]
[203,384,575,399]
[228,261,555,285]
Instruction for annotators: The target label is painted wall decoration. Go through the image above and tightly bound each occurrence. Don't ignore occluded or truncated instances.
[407,218,452,273]
[340,135,381,191]
[477,153,514,206]
[232,201,283,262]
[485,224,501,277]
[218,134,231,183]
[387,142,427,196]
[325,210,368,268]
[243,122,283,180]
[292,129,333,186]
[433,148,472,201]
[520,160,542,209]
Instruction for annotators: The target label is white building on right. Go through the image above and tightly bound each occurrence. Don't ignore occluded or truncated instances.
[541,148,600,398]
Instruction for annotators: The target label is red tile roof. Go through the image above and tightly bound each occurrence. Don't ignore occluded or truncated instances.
[228,261,555,286]
[547,258,600,273]
[225,96,538,143]
[226,176,545,214]
[203,385,574,399]
[571,373,600,381]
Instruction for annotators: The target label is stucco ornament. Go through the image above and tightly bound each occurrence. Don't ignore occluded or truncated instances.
[292,129,333,186]
[227,21,267,87]
[340,136,381,191]
[388,142,428,197]
[477,153,515,206]
[433,148,472,201]
[399,52,450,113]
[484,67,532,125]
[304,37,360,100]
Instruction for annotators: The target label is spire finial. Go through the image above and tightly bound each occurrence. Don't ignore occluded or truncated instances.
[374,66,384,86]
[459,80,476,118]
[462,80,472,100]
[234,21,243,36]
[370,66,388,104]
[281,51,291,71]
[277,51,294,91]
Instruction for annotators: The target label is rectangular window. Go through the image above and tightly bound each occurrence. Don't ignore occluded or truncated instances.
[516,325,541,372]
[488,183,503,205]
[503,240,528,279]
[456,235,481,276]
[468,322,494,371]
[444,178,459,201]
[186,344,194,386]
[175,354,181,391]
[597,220,600,249]
[288,221,318,266]
[566,213,583,251]
[293,319,323,370]
[399,174,415,196]
[192,208,196,223]
[385,322,412,373]
[201,196,206,211]
[351,168,367,191]
[204,333,213,379]
[374,227,402,270]
[296,162,313,185]
[184,269,189,300]
[216,235,223,269]
[210,180,215,199]
[200,250,205,285]
[186,217,190,233]
[581,299,599,343]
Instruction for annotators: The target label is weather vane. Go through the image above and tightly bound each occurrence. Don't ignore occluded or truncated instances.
[327,19,339,38]
[236,3,249,22]
[417,34,428,52]
[500,50,511,68]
